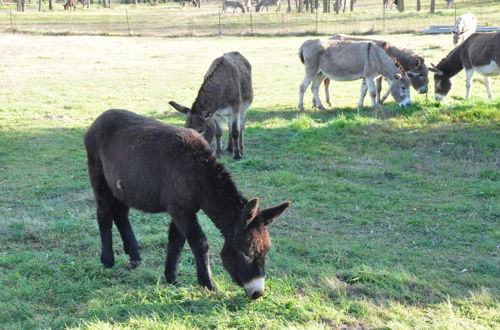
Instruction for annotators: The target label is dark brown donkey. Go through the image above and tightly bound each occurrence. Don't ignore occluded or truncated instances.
[85,109,290,299]
[430,32,499,100]
[170,51,253,160]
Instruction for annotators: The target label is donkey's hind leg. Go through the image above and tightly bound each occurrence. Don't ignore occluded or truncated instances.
[311,73,326,110]
[324,78,332,107]
[165,221,186,285]
[299,73,315,111]
[113,202,141,268]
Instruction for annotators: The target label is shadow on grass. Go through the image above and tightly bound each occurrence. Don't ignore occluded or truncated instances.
[0,103,498,327]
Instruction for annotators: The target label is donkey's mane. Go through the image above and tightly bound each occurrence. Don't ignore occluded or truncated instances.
[436,44,461,69]
[192,57,228,112]
[203,153,246,205]
[378,42,406,73]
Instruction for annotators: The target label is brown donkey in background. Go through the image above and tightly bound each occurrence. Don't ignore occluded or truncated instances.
[85,109,290,299]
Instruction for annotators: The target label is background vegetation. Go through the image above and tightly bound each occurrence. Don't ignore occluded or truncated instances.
[0,0,499,36]
[0,31,499,328]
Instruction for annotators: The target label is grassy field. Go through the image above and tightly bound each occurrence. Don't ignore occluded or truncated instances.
[0,0,499,36]
[0,32,499,329]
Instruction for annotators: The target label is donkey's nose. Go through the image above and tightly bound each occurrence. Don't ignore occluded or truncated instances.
[418,87,428,94]
[251,290,264,300]
[244,277,265,299]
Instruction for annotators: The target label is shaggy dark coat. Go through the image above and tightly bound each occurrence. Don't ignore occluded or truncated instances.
[84,109,289,299]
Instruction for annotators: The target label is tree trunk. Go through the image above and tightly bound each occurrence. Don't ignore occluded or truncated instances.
[287,0,291,12]
[349,0,354,11]
[416,0,420,11]
[323,0,327,12]
[397,0,404,12]
[334,0,339,14]
[38,0,42,11]
[430,0,435,13]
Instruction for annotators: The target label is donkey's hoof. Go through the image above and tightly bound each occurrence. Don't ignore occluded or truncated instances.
[101,255,115,268]
[233,154,242,160]
[167,279,181,287]
[130,259,141,268]
[203,283,217,291]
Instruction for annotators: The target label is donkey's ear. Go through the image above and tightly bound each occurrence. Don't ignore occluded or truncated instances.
[429,64,443,75]
[169,101,191,114]
[241,198,260,228]
[260,202,291,226]
[394,73,403,80]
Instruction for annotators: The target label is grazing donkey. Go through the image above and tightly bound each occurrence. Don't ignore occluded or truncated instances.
[298,38,411,112]
[64,0,77,10]
[430,32,499,100]
[452,13,477,46]
[170,52,253,160]
[322,34,428,106]
[223,0,246,13]
[255,0,282,12]
[85,109,290,299]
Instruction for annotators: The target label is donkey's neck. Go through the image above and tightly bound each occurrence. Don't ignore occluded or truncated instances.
[387,45,415,71]
[368,44,402,81]
[197,161,246,238]
[437,46,464,78]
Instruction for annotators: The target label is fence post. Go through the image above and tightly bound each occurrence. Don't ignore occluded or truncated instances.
[315,6,318,34]
[218,10,221,35]
[9,9,13,32]
[454,2,456,22]
[382,3,385,33]
[125,9,131,37]
[249,9,253,34]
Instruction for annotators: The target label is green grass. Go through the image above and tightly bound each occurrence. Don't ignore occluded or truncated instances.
[0,33,499,329]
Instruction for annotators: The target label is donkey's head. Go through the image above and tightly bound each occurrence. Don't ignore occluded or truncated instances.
[388,73,411,107]
[407,57,429,94]
[429,64,451,100]
[221,198,290,299]
[169,101,216,144]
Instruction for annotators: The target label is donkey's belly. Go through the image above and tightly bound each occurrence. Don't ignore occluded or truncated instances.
[322,71,364,82]
[474,61,500,76]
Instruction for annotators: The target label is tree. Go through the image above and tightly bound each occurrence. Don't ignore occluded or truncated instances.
[397,0,404,12]
[17,0,25,12]
[417,0,421,11]
[430,0,435,13]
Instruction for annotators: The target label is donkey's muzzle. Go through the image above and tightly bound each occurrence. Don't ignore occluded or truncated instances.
[418,86,428,94]
[244,277,265,299]
[399,98,411,107]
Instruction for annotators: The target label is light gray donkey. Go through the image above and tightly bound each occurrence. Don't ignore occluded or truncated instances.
[298,38,411,112]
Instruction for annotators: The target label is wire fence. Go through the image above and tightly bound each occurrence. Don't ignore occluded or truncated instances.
[0,0,499,37]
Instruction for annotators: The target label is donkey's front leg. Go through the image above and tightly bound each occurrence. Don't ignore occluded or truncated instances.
[365,77,378,108]
[465,69,474,99]
[213,118,223,158]
[229,112,243,159]
[358,79,368,110]
[484,76,492,99]
[165,221,186,285]
[185,219,215,290]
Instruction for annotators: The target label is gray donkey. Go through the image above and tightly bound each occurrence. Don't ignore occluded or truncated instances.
[299,38,411,112]
[222,0,246,13]
[321,34,428,106]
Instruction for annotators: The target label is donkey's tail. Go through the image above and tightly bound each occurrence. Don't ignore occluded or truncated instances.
[298,46,305,64]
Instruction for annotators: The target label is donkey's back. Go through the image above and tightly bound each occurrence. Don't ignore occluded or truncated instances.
[85,109,212,213]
